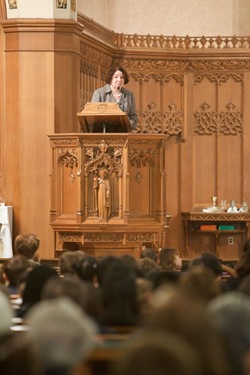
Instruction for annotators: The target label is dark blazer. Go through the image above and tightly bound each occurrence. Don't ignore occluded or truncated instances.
[91,84,138,129]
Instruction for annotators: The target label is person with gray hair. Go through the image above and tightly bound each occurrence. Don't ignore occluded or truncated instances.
[207,291,250,375]
[26,297,98,375]
[0,290,37,375]
[0,289,13,336]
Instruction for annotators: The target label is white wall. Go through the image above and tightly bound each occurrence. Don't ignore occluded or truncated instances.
[78,0,109,27]
[5,0,250,35]
[5,0,77,20]
[78,0,250,36]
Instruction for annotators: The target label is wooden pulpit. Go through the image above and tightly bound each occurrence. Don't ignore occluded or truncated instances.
[48,108,170,258]
[77,102,131,133]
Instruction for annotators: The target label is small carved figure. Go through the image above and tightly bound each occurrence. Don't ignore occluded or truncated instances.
[94,168,111,221]
[8,0,17,9]
[57,0,67,9]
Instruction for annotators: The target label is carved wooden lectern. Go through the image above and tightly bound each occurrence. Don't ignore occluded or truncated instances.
[49,103,171,258]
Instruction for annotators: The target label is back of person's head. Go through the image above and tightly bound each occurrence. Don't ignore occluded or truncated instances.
[208,291,250,375]
[179,266,222,304]
[243,239,250,253]
[136,277,153,323]
[75,255,98,283]
[14,233,40,260]
[189,252,222,278]
[153,270,181,290]
[111,331,202,375]
[59,250,86,276]
[141,248,158,263]
[96,255,123,286]
[27,297,97,374]
[21,265,58,314]
[0,289,13,337]
[120,254,138,269]
[238,274,250,295]
[159,248,180,271]
[2,255,29,287]
[99,260,139,327]
[0,333,37,375]
[136,257,160,276]
[147,290,233,375]
[41,275,89,311]
[236,250,250,277]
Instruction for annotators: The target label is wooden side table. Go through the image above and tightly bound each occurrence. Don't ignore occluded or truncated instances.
[181,212,250,257]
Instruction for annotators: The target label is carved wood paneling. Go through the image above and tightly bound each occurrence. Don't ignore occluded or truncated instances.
[76,19,250,257]
[49,133,169,254]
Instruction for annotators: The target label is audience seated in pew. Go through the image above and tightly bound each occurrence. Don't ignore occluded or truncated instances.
[3,242,250,375]
[110,331,203,375]
[146,287,235,375]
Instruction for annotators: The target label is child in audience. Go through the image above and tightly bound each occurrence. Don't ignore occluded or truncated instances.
[158,248,182,271]
[14,233,40,264]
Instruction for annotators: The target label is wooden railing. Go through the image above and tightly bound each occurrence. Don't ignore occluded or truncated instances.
[78,13,250,50]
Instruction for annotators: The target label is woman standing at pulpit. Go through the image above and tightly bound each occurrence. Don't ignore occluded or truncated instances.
[91,65,138,130]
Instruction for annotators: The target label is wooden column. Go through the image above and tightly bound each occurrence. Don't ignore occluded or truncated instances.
[1,19,83,257]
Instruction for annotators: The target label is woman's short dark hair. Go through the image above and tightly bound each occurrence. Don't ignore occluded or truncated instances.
[105,65,129,84]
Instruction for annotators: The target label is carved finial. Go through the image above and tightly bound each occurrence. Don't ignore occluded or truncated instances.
[148,102,156,111]
[99,140,108,153]
[201,102,210,111]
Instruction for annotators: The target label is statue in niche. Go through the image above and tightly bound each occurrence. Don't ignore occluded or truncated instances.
[94,168,111,221]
